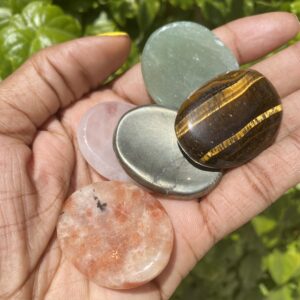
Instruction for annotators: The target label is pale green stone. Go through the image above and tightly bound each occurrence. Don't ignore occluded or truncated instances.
[141,22,239,109]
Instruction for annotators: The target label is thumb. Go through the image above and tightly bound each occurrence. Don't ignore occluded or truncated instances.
[0,35,130,144]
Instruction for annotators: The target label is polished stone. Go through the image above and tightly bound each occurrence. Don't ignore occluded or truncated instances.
[141,21,239,109]
[113,105,222,199]
[57,181,173,290]
[175,69,282,169]
[77,101,135,181]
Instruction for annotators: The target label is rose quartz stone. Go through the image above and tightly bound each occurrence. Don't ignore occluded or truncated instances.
[57,181,174,289]
[77,101,135,181]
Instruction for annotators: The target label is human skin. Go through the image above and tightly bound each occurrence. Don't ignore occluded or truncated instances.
[0,12,299,300]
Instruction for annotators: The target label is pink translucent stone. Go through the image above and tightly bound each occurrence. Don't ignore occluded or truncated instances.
[77,101,135,181]
[57,181,174,290]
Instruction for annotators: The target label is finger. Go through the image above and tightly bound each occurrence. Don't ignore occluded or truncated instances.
[214,12,299,63]
[113,12,299,105]
[253,41,300,98]
[197,133,300,249]
[270,90,300,143]
[0,36,131,144]
[112,63,152,106]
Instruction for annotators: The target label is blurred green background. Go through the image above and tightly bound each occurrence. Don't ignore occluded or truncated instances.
[0,0,300,299]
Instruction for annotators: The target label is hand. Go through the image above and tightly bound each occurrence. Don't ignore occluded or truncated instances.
[0,12,299,300]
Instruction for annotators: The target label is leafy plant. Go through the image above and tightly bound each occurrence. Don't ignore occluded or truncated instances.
[0,1,299,299]
[0,1,81,79]
[1,0,300,79]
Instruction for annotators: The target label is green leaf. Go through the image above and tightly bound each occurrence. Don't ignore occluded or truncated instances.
[193,238,244,283]
[297,277,300,295]
[266,286,293,300]
[230,0,247,19]
[136,0,160,33]
[196,0,229,27]
[0,0,51,29]
[0,7,12,29]
[252,215,277,236]
[0,52,13,80]
[291,1,300,16]
[236,288,263,300]
[254,0,290,13]
[259,283,269,297]
[266,246,300,285]
[0,1,81,77]
[108,0,139,26]
[238,253,262,288]
[84,11,117,36]
[243,0,255,15]
[20,2,80,35]
[53,0,99,13]
[0,0,51,13]
[169,0,195,10]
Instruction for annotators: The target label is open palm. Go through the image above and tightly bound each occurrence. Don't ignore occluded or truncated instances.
[1,12,300,300]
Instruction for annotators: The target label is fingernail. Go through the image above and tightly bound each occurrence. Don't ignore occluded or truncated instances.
[97,32,128,37]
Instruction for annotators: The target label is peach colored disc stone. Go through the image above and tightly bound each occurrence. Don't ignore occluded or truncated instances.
[77,101,135,181]
[57,181,174,289]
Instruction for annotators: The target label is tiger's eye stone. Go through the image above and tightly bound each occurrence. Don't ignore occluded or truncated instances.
[175,69,282,169]
[141,21,239,109]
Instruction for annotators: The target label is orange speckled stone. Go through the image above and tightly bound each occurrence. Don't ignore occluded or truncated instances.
[57,181,174,290]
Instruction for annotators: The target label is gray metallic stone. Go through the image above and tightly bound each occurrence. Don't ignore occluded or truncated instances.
[141,21,239,109]
[113,105,222,199]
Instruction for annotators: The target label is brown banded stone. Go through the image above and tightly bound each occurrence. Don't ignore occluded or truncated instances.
[175,69,282,169]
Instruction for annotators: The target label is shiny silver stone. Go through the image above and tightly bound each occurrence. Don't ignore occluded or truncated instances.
[113,105,222,199]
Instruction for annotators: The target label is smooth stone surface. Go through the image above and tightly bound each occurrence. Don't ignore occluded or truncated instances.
[57,181,173,290]
[141,21,239,109]
[175,69,282,169]
[77,101,135,181]
[113,105,222,199]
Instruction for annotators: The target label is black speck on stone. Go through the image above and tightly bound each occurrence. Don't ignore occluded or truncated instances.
[97,200,107,212]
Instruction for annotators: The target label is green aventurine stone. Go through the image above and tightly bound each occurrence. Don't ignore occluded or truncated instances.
[141,22,239,109]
